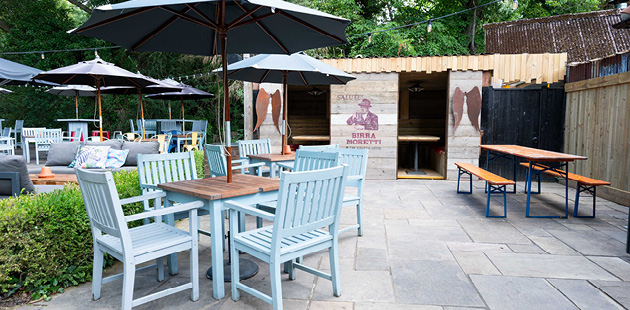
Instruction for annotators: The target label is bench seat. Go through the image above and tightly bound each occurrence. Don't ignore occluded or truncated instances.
[455,162,514,218]
[519,162,609,217]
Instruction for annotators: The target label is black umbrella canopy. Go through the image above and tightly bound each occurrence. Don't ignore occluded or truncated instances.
[70,0,350,184]
[69,0,350,56]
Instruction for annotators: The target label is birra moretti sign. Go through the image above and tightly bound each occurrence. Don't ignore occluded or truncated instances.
[341,94,382,146]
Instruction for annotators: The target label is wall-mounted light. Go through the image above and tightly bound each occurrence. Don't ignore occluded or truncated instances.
[307,87,325,96]
[408,83,424,93]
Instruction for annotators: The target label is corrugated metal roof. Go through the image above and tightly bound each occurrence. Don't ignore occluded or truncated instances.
[484,9,630,63]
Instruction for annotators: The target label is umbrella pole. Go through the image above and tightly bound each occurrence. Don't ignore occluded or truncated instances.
[181,98,185,133]
[75,93,79,119]
[97,80,103,142]
[282,71,289,155]
[139,92,146,138]
[220,27,232,183]
[168,100,172,119]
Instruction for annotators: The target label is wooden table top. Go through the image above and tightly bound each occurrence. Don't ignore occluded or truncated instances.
[248,153,296,162]
[398,135,441,142]
[480,145,587,162]
[291,135,330,142]
[158,174,280,200]
[29,174,77,185]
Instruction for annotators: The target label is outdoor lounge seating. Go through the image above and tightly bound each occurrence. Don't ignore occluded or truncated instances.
[455,162,515,218]
[226,165,348,310]
[76,168,202,310]
[0,155,35,196]
[519,162,611,218]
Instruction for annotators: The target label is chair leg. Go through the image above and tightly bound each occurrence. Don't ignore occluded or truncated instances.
[165,213,179,275]
[230,218,241,301]
[35,148,39,166]
[156,257,164,282]
[329,241,341,297]
[190,216,199,302]
[270,263,283,310]
[121,261,136,310]
[92,246,104,300]
[356,201,363,236]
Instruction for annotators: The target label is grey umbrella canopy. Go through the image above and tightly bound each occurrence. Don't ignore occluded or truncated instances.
[216,52,355,153]
[70,0,350,183]
[101,75,183,137]
[34,57,157,140]
[146,82,214,132]
[0,57,51,86]
[46,85,97,119]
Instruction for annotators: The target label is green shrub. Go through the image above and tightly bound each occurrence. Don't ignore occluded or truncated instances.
[0,169,143,300]
[193,149,205,178]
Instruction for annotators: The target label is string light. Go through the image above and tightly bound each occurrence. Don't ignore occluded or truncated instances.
[0,45,120,56]
[513,0,518,10]
[368,33,372,43]
[40,53,45,59]
[427,21,432,33]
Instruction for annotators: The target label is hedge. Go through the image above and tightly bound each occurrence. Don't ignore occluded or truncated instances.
[0,169,144,300]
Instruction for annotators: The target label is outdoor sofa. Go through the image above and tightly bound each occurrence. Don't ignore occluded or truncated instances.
[27,140,160,175]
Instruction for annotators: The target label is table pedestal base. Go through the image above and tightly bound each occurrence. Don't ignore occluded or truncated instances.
[206,258,259,282]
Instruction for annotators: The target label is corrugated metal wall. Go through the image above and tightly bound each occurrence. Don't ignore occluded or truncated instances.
[567,52,630,83]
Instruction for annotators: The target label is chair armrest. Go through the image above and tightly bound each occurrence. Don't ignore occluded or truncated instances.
[225,200,275,222]
[119,191,166,205]
[276,162,294,171]
[140,184,161,191]
[232,161,265,171]
[231,159,248,165]
[125,200,204,222]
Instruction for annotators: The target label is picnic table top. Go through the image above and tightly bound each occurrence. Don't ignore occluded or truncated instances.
[480,145,587,162]
[157,174,280,200]
[248,153,296,162]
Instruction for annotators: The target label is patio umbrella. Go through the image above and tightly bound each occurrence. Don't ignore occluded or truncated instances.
[46,85,97,119]
[217,52,355,154]
[101,75,183,137]
[0,57,53,86]
[33,57,157,141]
[69,0,350,183]
[146,82,214,133]
[0,87,12,94]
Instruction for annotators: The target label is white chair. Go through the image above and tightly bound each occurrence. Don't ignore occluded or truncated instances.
[21,127,45,163]
[12,120,23,149]
[33,129,63,165]
[227,165,349,310]
[63,128,82,142]
[0,137,15,155]
[75,168,202,310]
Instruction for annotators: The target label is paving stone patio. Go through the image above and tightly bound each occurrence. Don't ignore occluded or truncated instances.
[17,179,630,310]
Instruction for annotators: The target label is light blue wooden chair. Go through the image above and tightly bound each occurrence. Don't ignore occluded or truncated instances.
[76,168,202,310]
[226,165,349,310]
[137,152,202,275]
[237,138,274,175]
[331,148,369,236]
[298,144,339,151]
[204,144,264,177]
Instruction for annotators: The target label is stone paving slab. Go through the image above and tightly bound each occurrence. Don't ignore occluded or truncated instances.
[470,275,577,310]
[20,180,629,310]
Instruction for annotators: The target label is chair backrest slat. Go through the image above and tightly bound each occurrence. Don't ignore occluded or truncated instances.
[76,169,129,241]
[137,152,197,194]
[298,144,339,152]
[204,144,229,177]
[328,148,369,178]
[292,150,339,173]
[237,138,271,160]
[272,166,347,248]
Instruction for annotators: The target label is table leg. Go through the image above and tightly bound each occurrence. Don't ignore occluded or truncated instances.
[164,198,178,276]
[563,162,569,218]
[414,142,419,172]
[270,162,276,178]
[208,200,225,299]
[525,162,533,217]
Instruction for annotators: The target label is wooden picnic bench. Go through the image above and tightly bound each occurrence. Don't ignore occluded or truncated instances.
[519,162,610,218]
[455,162,515,218]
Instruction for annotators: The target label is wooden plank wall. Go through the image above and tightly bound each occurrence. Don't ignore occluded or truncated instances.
[330,73,399,180]
[321,53,567,85]
[565,72,630,196]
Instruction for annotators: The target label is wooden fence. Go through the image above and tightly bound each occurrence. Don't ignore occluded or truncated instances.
[321,53,568,84]
[564,71,630,202]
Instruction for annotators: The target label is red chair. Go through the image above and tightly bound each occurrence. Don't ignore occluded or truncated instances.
[91,130,110,139]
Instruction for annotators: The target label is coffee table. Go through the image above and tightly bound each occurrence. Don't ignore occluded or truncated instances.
[29,174,78,185]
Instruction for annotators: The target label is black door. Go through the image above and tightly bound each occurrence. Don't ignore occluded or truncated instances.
[480,86,565,180]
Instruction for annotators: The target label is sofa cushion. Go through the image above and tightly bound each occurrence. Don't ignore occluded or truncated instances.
[85,140,123,150]
[45,142,81,166]
[81,146,111,169]
[0,155,35,195]
[122,142,159,166]
[104,149,129,169]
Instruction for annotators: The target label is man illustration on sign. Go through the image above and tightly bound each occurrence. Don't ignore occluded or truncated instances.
[346,99,379,130]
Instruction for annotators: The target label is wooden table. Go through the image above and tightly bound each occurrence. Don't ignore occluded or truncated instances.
[158,174,280,299]
[248,153,296,178]
[481,145,586,218]
[398,135,441,173]
[29,174,77,185]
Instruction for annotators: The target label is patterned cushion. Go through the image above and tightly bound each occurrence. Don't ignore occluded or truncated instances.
[104,149,129,169]
[81,146,111,169]
[67,145,84,168]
